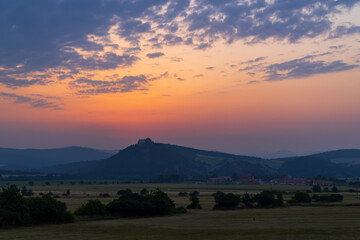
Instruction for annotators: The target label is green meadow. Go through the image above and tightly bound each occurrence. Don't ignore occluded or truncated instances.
[1,183,360,240]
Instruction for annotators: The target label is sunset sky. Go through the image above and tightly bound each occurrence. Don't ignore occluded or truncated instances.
[0,0,359,155]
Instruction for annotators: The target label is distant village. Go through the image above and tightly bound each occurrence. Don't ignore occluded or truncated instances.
[205,174,334,186]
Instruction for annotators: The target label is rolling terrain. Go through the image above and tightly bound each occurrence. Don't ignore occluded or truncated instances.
[42,138,274,179]
[2,139,360,178]
[0,146,115,171]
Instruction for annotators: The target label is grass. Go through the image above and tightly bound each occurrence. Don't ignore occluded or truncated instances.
[2,207,360,239]
[2,183,360,239]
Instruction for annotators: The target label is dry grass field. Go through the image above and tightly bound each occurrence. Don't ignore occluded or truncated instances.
[1,183,360,240]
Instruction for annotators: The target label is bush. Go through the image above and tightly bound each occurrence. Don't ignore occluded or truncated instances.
[213,192,240,210]
[21,186,34,196]
[140,188,148,195]
[26,195,74,224]
[0,186,73,228]
[107,189,175,217]
[171,207,187,214]
[255,191,283,207]
[312,185,322,192]
[74,199,106,216]
[0,185,30,228]
[292,191,312,203]
[99,193,111,198]
[313,194,343,202]
[117,189,132,196]
[178,192,188,197]
[241,193,256,208]
[187,191,201,209]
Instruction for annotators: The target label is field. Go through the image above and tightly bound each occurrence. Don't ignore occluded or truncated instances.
[1,182,360,240]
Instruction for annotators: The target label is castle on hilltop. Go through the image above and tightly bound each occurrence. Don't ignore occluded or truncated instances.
[137,138,154,145]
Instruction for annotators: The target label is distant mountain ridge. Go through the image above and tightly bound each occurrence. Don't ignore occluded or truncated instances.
[2,140,360,179]
[0,146,114,171]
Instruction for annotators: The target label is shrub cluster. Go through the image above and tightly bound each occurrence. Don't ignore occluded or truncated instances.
[107,189,175,217]
[187,191,202,209]
[313,194,343,202]
[255,191,284,207]
[213,192,241,210]
[74,199,106,216]
[0,185,74,228]
[75,189,177,218]
[213,191,284,210]
[178,192,188,197]
[292,191,312,203]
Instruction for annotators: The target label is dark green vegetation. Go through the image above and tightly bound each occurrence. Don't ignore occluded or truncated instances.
[313,194,344,203]
[213,192,241,210]
[74,199,106,216]
[0,186,73,228]
[0,146,113,171]
[0,182,357,240]
[106,189,176,217]
[187,191,202,209]
[292,191,312,203]
[255,191,284,207]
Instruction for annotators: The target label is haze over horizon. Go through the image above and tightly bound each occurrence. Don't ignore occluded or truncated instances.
[0,0,360,154]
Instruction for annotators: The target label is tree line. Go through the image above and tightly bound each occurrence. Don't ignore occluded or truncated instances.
[1,186,345,229]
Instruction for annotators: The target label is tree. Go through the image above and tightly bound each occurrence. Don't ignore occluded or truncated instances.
[74,199,106,216]
[255,191,283,207]
[99,193,111,198]
[178,192,188,197]
[107,189,175,217]
[25,195,74,224]
[117,189,132,196]
[65,189,70,197]
[331,186,339,192]
[187,191,201,209]
[292,191,312,203]
[21,186,34,197]
[213,192,240,210]
[0,185,31,228]
[21,186,27,195]
[242,193,256,208]
[312,185,322,192]
[140,188,148,195]
[0,186,73,228]
[313,194,343,202]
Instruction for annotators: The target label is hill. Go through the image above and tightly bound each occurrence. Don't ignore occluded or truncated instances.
[4,139,360,179]
[0,146,114,171]
[278,149,360,177]
[43,138,275,179]
[310,149,360,165]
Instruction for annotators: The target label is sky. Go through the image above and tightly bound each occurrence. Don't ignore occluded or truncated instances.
[0,0,360,155]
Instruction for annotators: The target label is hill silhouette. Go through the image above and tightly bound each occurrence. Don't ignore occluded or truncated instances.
[43,138,274,179]
[0,146,113,171]
[4,139,360,179]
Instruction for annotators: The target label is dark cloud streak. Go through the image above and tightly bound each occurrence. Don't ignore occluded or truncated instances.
[146,52,165,58]
[69,72,169,95]
[0,92,63,110]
